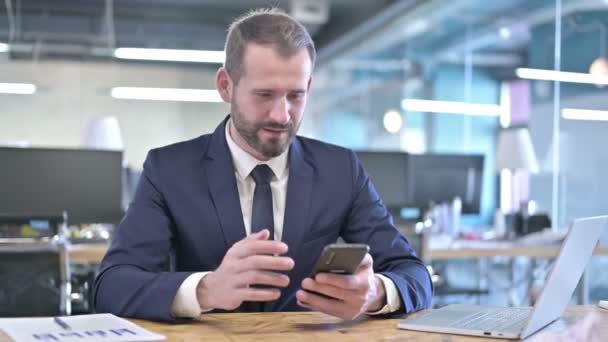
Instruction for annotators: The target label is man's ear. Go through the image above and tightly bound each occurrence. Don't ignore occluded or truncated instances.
[306,76,312,92]
[216,68,233,103]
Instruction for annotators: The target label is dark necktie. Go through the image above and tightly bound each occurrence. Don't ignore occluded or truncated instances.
[250,164,274,240]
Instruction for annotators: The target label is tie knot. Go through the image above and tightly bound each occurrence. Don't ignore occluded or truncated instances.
[251,164,273,185]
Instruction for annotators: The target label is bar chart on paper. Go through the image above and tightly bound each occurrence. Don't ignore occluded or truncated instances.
[0,314,165,342]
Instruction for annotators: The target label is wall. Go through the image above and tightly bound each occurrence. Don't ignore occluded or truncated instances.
[0,60,229,170]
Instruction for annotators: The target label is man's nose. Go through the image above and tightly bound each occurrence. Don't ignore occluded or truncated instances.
[269,97,290,125]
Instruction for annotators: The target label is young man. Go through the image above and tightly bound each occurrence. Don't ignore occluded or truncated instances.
[94,8,432,322]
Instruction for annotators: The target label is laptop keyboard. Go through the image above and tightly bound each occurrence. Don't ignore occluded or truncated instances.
[448,308,530,332]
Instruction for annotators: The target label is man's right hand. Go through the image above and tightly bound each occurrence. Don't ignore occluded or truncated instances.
[196,229,294,311]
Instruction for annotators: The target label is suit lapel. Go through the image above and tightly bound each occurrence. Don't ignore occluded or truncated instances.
[205,117,247,249]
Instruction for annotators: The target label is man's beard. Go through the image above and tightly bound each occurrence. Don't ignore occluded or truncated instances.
[231,102,298,159]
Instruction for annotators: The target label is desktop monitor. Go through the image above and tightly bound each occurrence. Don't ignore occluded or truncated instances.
[405,154,484,214]
[355,151,484,219]
[355,151,409,210]
[0,147,123,225]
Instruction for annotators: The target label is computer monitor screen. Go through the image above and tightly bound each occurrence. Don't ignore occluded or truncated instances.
[355,151,409,209]
[406,154,484,214]
[0,147,123,225]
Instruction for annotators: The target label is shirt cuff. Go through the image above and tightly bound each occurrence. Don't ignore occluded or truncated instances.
[170,272,214,318]
[366,274,401,315]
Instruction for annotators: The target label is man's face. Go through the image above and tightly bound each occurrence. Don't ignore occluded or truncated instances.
[226,44,312,160]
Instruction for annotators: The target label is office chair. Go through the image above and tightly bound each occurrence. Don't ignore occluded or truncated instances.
[0,213,72,316]
[0,240,71,316]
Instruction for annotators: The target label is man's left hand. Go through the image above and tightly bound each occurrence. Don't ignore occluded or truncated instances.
[296,253,386,320]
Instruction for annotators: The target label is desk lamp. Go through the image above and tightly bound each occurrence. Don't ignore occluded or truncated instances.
[496,127,539,237]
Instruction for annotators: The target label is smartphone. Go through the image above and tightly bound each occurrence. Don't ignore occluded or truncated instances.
[311,243,369,276]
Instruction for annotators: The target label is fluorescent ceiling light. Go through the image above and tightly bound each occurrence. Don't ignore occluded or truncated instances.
[0,83,37,95]
[562,108,608,122]
[114,48,225,63]
[516,68,608,86]
[111,87,223,102]
[0,43,8,53]
[401,99,501,116]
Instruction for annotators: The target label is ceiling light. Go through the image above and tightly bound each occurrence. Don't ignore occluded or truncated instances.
[111,87,223,102]
[0,83,37,95]
[516,68,608,86]
[499,27,511,40]
[114,48,225,64]
[561,108,608,121]
[383,110,403,134]
[589,57,608,88]
[401,99,501,116]
[0,43,8,53]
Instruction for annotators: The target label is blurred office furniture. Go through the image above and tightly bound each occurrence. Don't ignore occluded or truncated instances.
[496,127,539,174]
[0,147,123,228]
[406,154,484,216]
[355,151,484,232]
[506,212,552,237]
[496,127,540,236]
[429,236,608,306]
[0,148,123,314]
[0,213,65,240]
[69,263,96,314]
[82,116,124,152]
[0,214,71,317]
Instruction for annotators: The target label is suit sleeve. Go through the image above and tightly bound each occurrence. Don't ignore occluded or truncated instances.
[94,150,193,322]
[340,151,433,315]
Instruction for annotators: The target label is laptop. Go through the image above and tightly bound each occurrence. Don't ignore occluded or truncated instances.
[398,215,608,339]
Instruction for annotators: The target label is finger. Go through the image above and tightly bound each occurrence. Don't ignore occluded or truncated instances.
[232,240,289,258]
[238,287,281,302]
[301,277,350,301]
[296,290,354,319]
[297,298,312,309]
[314,273,361,291]
[238,255,295,272]
[240,270,290,288]
[356,253,373,271]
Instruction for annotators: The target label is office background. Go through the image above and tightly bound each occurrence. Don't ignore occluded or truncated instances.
[1,0,607,314]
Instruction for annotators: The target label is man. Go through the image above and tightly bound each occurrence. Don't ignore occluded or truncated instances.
[94,8,432,322]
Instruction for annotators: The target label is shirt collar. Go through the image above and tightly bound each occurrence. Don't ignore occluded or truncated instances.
[225,118,289,181]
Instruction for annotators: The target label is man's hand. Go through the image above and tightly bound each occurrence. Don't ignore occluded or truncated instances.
[196,229,294,311]
[296,253,386,320]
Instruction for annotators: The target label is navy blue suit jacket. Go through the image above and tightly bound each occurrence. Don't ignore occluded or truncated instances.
[94,117,432,322]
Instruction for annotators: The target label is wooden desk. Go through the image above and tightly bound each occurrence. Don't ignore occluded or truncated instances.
[129,307,607,341]
[69,243,108,264]
[430,240,608,260]
[67,241,608,264]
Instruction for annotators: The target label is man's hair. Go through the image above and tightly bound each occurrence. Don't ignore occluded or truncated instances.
[224,8,316,84]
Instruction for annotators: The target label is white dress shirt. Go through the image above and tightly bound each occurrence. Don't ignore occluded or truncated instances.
[170,119,401,317]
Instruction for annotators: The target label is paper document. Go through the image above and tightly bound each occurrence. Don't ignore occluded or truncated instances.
[0,313,165,342]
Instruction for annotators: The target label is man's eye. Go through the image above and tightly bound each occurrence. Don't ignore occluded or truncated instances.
[289,93,304,100]
[257,93,272,98]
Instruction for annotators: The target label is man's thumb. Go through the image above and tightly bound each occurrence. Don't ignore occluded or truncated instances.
[249,229,270,240]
